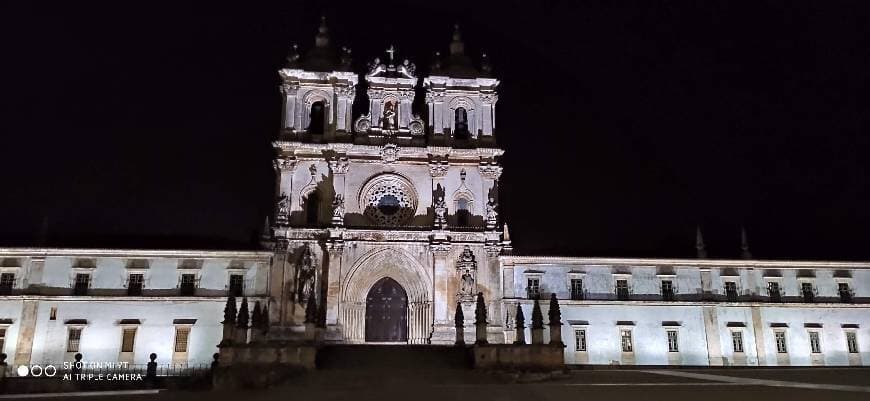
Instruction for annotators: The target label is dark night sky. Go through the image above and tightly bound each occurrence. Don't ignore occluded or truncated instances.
[3,1,870,260]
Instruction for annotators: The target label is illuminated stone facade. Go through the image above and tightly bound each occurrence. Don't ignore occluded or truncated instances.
[0,20,868,368]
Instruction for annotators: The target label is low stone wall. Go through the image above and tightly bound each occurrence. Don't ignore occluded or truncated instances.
[472,344,565,371]
[213,342,317,389]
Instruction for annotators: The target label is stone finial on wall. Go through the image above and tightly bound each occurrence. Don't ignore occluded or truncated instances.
[454,302,465,345]
[514,303,526,345]
[548,293,564,347]
[236,298,250,344]
[531,297,544,344]
[223,295,237,324]
[474,292,488,345]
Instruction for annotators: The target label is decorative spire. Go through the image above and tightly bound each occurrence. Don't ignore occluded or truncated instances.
[286,43,301,67]
[261,304,270,333]
[236,297,250,329]
[474,292,487,325]
[741,226,752,259]
[315,16,329,48]
[430,51,442,71]
[261,216,272,240]
[548,293,562,326]
[251,301,262,330]
[449,24,465,56]
[696,226,708,259]
[503,223,511,242]
[480,52,492,74]
[531,297,544,330]
[454,302,464,327]
[223,295,237,324]
[514,303,525,329]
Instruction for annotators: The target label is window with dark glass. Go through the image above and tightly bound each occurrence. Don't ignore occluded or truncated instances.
[724,281,738,302]
[526,278,540,299]
[775,331,788,353]
[0,327,5,353]
[67,327,82,352]
[620,329,633,352]
[731,331,744,353]
[229,274,244,297]
[846,332,859,354]
[0,273,14,295]
[809,331,822,354]
[305,192,321,226]
[616,279,630,300]
[767,281,782,302]
[454,107,469,139]
[838,283,853,303]
[574,329,587,352]
[73,273,91,296]
[308,101,325,135]
[661,280,675,301]
[127,273,144,296]
[456,198,470,227]
[179,274,196,296]
[801,282,815,303]
[570,279,584,300]
[667,330,679,352]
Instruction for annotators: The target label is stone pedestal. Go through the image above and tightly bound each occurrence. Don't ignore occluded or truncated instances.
[531,328,543,345]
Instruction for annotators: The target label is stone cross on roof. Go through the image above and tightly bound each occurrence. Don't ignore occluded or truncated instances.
[386,45,396,64]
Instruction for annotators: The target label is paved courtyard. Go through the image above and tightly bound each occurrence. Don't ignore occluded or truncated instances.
[3,368,869,401]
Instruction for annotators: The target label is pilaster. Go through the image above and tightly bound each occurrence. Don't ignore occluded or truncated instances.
[324,234,345,326]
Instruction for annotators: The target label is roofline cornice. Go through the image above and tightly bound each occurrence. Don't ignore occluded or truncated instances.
[0,247,273,260]
[500,255,870,269]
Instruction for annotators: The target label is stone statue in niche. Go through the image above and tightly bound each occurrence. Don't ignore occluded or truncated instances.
[276,193,290,225]
[460,270,475,298]
[381,101,397,130]
[485,197,498,229]
[456,246,478,301]
[331,194,345,226]
[434,196,447,229]
[295,245,316,304]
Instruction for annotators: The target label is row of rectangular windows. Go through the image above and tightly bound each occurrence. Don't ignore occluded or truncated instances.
[0,273,246,297]
[527,278,856,303]
[572,328,860,355]
[63,326,190,354]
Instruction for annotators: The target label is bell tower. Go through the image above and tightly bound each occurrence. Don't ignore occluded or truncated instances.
[424,25,499,148]
[279,17,357,143]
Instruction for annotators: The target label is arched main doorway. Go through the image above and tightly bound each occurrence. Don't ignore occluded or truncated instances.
[365,277,408,342]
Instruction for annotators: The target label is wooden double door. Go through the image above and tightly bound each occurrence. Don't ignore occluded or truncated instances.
[365,277,408,342]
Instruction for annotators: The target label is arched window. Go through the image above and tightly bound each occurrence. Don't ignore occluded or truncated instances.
[456,197,470,227]
[305,191,320,226]
[308,101,325,135]
[454,107,469,139]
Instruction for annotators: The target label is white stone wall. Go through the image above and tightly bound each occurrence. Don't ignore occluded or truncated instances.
[0,250,271,366]
[503,258,870,366]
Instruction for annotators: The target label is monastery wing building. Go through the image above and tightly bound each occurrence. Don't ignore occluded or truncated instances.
[0,20,868,368]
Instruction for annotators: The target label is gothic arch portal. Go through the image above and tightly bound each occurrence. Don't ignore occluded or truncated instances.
[340,248,433,344]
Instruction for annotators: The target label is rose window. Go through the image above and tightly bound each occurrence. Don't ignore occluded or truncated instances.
[360,174,418,226]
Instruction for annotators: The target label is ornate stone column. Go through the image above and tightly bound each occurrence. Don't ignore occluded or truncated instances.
[324,237,344,327]
[280,82,299,131]
[329,154,348,222]
[430,239,452,343]
[274,157,297,226]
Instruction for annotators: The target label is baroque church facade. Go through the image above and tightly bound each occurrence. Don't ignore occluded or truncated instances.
[0,20,868,369]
